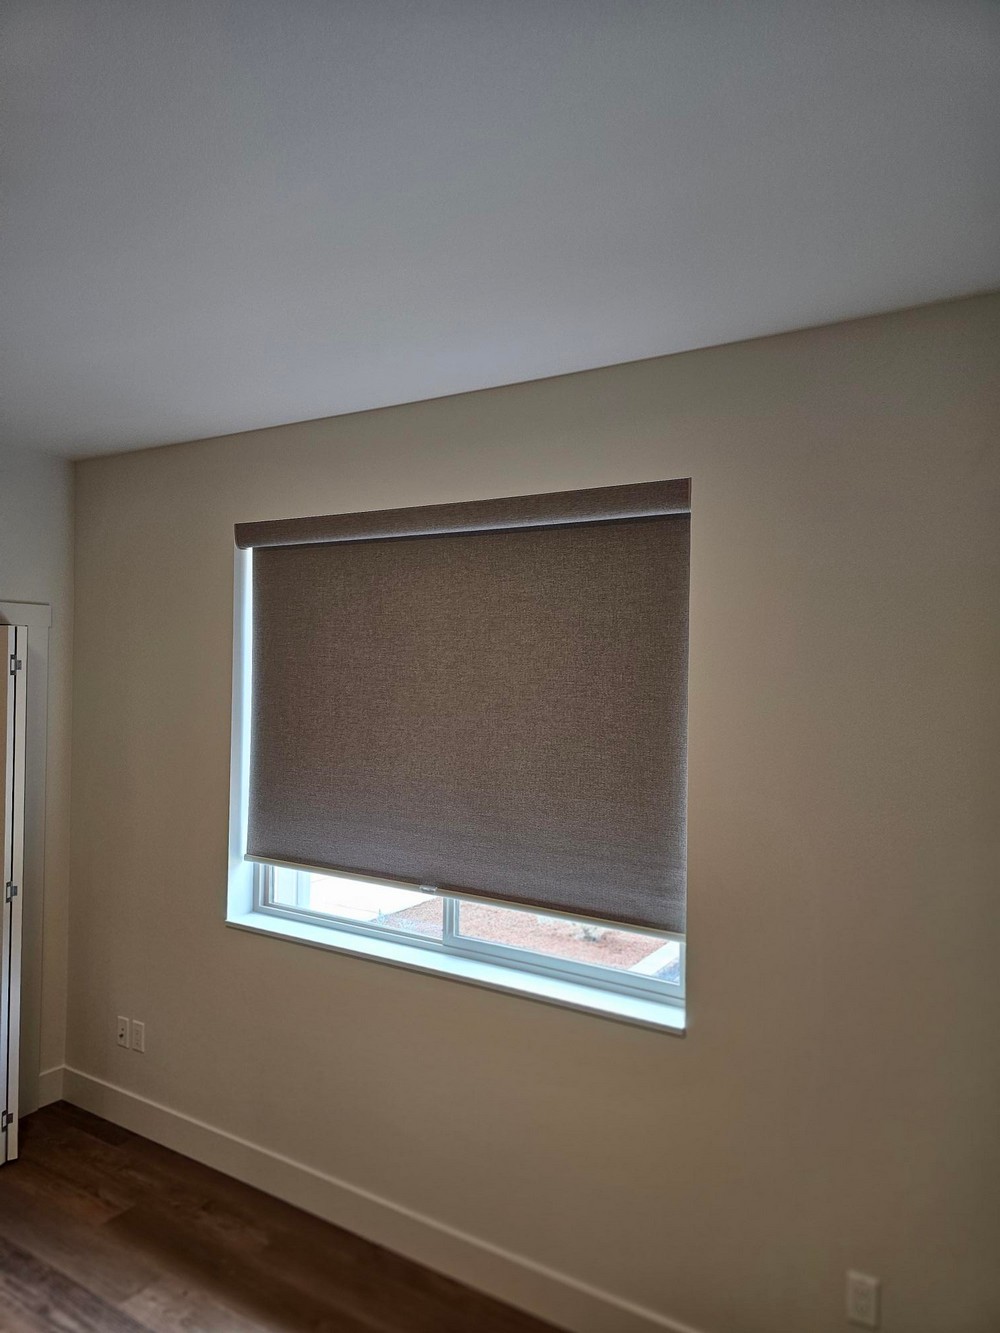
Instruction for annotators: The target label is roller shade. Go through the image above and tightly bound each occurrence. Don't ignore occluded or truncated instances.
[237,479,690,932]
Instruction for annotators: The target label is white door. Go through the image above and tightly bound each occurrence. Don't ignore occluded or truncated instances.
[0,625,25,1163]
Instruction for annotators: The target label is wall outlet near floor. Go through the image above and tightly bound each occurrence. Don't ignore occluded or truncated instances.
[116,1015,130,1048]
[131,1019,146,1053]
[847,1270,881,1328]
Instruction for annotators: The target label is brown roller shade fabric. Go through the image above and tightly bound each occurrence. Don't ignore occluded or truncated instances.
[235,477,690,549]
[243,481,690,933]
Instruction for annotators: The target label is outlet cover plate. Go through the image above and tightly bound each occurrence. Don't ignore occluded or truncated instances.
[847,1270,880,1328]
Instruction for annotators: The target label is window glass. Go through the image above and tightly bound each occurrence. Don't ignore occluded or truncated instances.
[269,867,444,939]
[455,901,682,983]
[265,865,681,992]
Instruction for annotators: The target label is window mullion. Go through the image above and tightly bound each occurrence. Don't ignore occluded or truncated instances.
[254,862,270,910]
[442,894,459,947]
[294,869,311,910]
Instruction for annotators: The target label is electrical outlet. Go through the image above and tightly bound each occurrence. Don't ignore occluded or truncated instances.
[116,1015,130,1048]
[847,1271,880,1328]
[131,1020,145,1053]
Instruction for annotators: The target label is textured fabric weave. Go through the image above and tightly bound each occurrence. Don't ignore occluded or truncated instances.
[243,484,690,932]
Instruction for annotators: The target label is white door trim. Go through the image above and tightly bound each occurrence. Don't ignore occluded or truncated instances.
[0,600,51,1116]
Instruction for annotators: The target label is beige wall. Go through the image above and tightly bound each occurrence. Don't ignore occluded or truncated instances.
[0,445,74,1106]
[69,294,1000,1333]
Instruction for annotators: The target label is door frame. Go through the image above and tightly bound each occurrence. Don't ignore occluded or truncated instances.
[1,624,26,1161]
[0,601,51,1125]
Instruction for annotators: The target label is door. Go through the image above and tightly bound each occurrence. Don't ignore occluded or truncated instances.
[0,626,25,1163]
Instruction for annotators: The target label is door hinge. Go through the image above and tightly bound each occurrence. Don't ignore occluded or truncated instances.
[0,1111,12,1132]
[4,883,17,904]
[8,654,22,676]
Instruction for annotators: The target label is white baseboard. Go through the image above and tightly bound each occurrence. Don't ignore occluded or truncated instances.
[36,1065,65,1106]
[54,1066,703,1333]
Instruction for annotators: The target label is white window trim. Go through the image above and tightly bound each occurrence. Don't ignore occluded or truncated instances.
[226,547,687,1035]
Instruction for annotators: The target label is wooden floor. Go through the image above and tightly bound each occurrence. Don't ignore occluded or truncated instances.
[0,1102,559,1332]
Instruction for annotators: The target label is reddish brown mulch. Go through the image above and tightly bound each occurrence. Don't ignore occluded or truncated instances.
[381,899,660,970]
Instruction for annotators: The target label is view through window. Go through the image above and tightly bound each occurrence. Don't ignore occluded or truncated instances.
[263,865,683,999]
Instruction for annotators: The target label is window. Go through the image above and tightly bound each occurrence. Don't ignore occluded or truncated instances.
[255,864,684,1007]
[228,480,689,1031]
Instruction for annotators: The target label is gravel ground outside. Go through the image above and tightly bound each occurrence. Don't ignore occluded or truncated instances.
[381,898,663,971]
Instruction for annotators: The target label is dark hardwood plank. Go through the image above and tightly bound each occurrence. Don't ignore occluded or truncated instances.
[118,1138,554,1332]
[120,1276,314,1333]
[104,1203,377,1333]
[15,1118,138,1217]
[42,1101,135,1146]
[0,1157,127,1227]
[61,1130,271,1258]
[0,1175,157,1305]
[260,1224,557,1333]
[0,1105,560,1333]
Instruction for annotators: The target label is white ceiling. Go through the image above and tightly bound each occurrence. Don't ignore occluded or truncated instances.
[3,1,998,458]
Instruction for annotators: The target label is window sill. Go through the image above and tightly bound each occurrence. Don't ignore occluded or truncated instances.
[226,909,686,1035]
